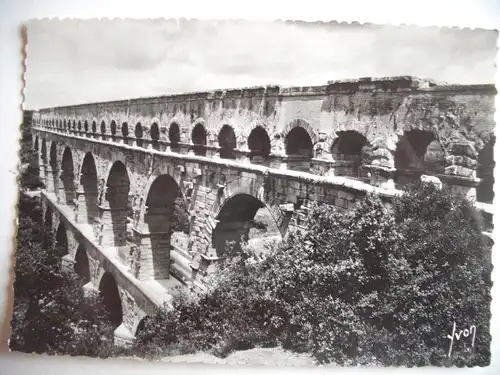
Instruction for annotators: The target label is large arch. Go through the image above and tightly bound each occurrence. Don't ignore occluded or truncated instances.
[141,174,188,279]
[74,244,91,284]
[60,147,76,205]
[248,126,271,163]
[218,124,237,159]
[79,152,99,224]
[48,141,58,194]
[191,122,207,156]
[169,122,181,153]
[102,161,131,248]
[212,193,281,259]
[98,272,123,329]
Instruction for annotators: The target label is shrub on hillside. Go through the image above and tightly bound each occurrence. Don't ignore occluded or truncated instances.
[382,183,492,366]
[10,192,118,357]
[130,182,492,366]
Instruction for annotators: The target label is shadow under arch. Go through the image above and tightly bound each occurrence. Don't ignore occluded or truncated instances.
[54,222,69,263]
[477,134,496,204]
[142,173,189,279]
[394,129,444,185]
[79,152,99,224]
[49,141,58,193]
[218,124,237,159]
[191,122,207,156]
[74,244,91,284]
[61,147,76,205]
[169,122,181,153]
[98,272,123,329]
[103,160,131,248]
[331,130,369,178]
[285,126,313,172]
[248,125,271,164]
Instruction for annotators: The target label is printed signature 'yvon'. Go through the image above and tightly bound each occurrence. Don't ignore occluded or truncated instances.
[447,322,476,358]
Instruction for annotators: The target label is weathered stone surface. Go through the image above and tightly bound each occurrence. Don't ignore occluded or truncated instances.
[447,141,478,159]
[445,155,478,169]
[31,76,496,344]
[445,165,476,178]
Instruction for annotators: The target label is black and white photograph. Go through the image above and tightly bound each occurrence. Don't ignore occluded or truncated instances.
[8,18,496,367]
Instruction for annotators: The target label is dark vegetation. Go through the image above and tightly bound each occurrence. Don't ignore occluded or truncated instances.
[12,113,492,365]
[10,114,127,357]
[134,184,492,366]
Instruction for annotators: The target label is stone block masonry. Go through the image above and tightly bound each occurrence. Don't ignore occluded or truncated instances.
[30,76,495,345]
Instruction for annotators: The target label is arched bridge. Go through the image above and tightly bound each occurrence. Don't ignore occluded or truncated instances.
[30,76,496,345]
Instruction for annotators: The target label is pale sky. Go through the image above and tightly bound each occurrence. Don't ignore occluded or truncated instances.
[24,19,498,110]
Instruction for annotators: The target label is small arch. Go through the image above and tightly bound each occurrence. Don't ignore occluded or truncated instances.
[110,120,117,136]
[285,127,313,158]
[92,121,97,134]
[151,122,160,150]
[98,272,123,329]
[331,131,368,161]
[135,123,143,147]
[72,120,76,131]
[218,124,237,159]
[248,126,271,163]
[331,131,369,177]
[77,120,82,132]
[61,147,76,205]
[121,122,129,138]
[63,119,67,131]
[169,122,181,153]
[191,123,207,156]
[100,120,106,134]
[74,244,91,284]
[84,120,89,133]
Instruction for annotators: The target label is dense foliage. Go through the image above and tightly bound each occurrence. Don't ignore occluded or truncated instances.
[10,114,123,357]
[135,182,492,366]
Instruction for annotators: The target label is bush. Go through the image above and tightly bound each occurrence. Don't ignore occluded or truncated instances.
[10,193,118,357]
[133,181,491,366]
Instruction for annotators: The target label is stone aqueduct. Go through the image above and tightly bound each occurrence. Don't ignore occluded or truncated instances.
[29,76,496,345]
